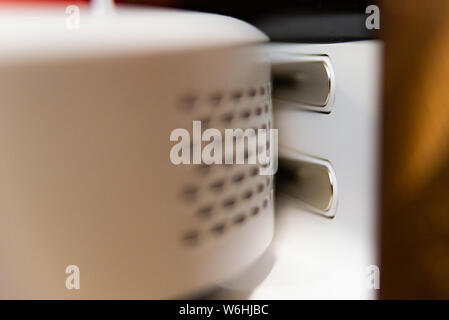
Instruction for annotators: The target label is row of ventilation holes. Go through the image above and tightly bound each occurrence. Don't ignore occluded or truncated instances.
[195,175,272,220]
[178,86,272,246]
[178,85,269,113]
[182,194,272,247]
[186,116,271,157]
[182,163,271,202]
[190,103,271,130]
[190,131,271,176]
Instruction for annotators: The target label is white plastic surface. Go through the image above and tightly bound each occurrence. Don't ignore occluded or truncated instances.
[252,41,382,299]
[0,6,268,63]
[213,41,382,300]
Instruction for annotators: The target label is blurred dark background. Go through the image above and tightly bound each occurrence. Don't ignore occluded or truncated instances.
[121,0,378,42]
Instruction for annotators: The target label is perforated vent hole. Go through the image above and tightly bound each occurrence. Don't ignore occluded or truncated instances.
[211,222,226,235]
[182,230,200,246]
[231,90,243,102]
[178,95,197,112]
[262,198,268,208]
[257,183,265,194]
[210,93,223,107]
[250,167,259,176]
[251,206,260,216]
[181,186,198,202]
[197,205,213,219]
[242,189,253,200]
[255,106,263,116]
[233,213,246,225]
[222,197,236,210]
[248,88,257,98]
[232,172,245,184]
[261,162,270,168]
[210,179,225,193]
[220,112,234,125]
[240,109,251,120]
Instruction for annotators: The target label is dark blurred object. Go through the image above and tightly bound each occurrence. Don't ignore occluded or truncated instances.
[120,0,378,42]
[117,0,179,6]
[380,0,449,299]
[247,12,375,43]
[0,1,377,42]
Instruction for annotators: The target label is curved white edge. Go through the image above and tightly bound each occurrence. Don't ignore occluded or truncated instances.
[0,5,269,63]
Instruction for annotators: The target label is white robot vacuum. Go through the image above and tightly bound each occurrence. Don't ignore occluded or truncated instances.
[0,4,274,299]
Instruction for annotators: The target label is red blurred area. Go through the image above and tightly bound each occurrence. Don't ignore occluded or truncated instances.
[0,0,89,2]
[0,0,90,5]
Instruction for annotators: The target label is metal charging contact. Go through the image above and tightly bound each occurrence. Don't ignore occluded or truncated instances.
[271,54,335,113]
[276,146,338,218]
